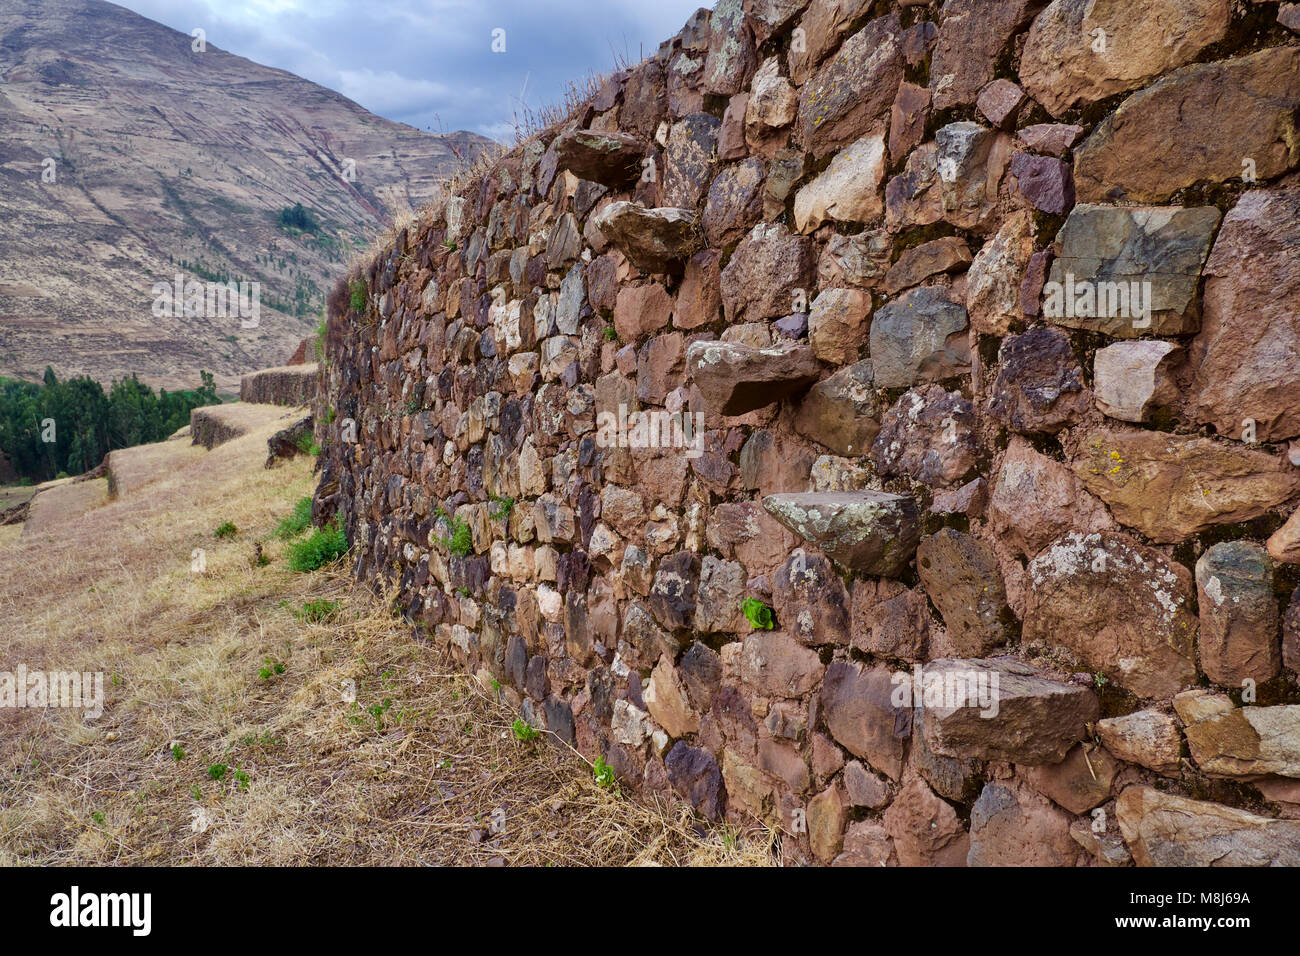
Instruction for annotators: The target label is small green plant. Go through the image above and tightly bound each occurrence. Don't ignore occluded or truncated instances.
[258,657,286,680]
[348,277,367,312]
[512,719,539,742]
[295,431,322,456]
[488,494,514,521]
[489,677,501,693]
[171,743,186,761]
[593,755,616,789]
[742,597,775,630]
[441,238,457,251]
[369,699,394,731]
[405,395,422,415]
[323,405,336,425]
[603,324,617,342]
[190,784,202,800]
[455,585,470,598]
[295,598,340,623]
[287,518,348,572]
[91,810,105,826]
[1093,672,1110,690]
[275,496,313,539]
[214,521,238,539]
[233,769,250,791]
[433,507,473,558]
[207,763,228,781]
[313,321,328,362]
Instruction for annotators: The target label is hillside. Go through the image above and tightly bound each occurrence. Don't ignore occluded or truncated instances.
[0,0,490,392]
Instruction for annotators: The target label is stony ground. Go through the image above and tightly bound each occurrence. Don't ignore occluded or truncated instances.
[0,420,771,866]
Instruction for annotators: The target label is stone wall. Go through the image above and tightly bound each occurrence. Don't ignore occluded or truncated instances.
[314,0,1300,866]
[240,363,318,405]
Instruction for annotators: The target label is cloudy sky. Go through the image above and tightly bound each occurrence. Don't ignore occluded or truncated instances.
[112,0,710,142]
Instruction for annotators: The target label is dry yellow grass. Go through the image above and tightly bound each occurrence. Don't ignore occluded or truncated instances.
[106,436,207,497]
[20,476,109,537]
[0,419,776,866]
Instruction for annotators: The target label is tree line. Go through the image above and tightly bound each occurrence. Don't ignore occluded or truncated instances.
[0,367,220,483]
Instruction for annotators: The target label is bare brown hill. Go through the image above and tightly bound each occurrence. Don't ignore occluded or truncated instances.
[0,0,491,392]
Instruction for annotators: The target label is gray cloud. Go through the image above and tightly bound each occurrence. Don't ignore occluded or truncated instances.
[111,0,711,140]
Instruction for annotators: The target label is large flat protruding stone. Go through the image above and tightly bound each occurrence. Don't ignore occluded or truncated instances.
[591,202,697,274]
[686,340,822,416]
[917,657,1099,765]
[763,491,921,576]
[552,128,645,188]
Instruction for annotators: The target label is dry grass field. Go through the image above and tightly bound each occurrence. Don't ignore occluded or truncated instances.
[0,419,774,866]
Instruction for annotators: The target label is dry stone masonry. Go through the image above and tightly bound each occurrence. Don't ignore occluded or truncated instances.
[313,0,1300,866]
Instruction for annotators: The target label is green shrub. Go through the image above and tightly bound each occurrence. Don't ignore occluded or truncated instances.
[275,496,313,539]
[742,597,775,630]
[512,719,539,742]
[489,495,514,521]
[213,521,238,539]
[593,755,616,789]
[295,432,321,456]
[287,518,348,572]
[433,508,473,558]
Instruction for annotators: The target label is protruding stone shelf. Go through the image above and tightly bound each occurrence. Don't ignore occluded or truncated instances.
[762,490,921,576]
[591,202,697,273]
[552,128,645,188]
[686,340,821,415]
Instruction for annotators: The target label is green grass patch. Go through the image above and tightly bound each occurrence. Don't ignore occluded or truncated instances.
[275,496,313,539]
[294,598,340,623]
[286,518,348,572]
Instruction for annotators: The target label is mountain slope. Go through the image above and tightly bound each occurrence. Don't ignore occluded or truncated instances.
[0,0,489,391]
